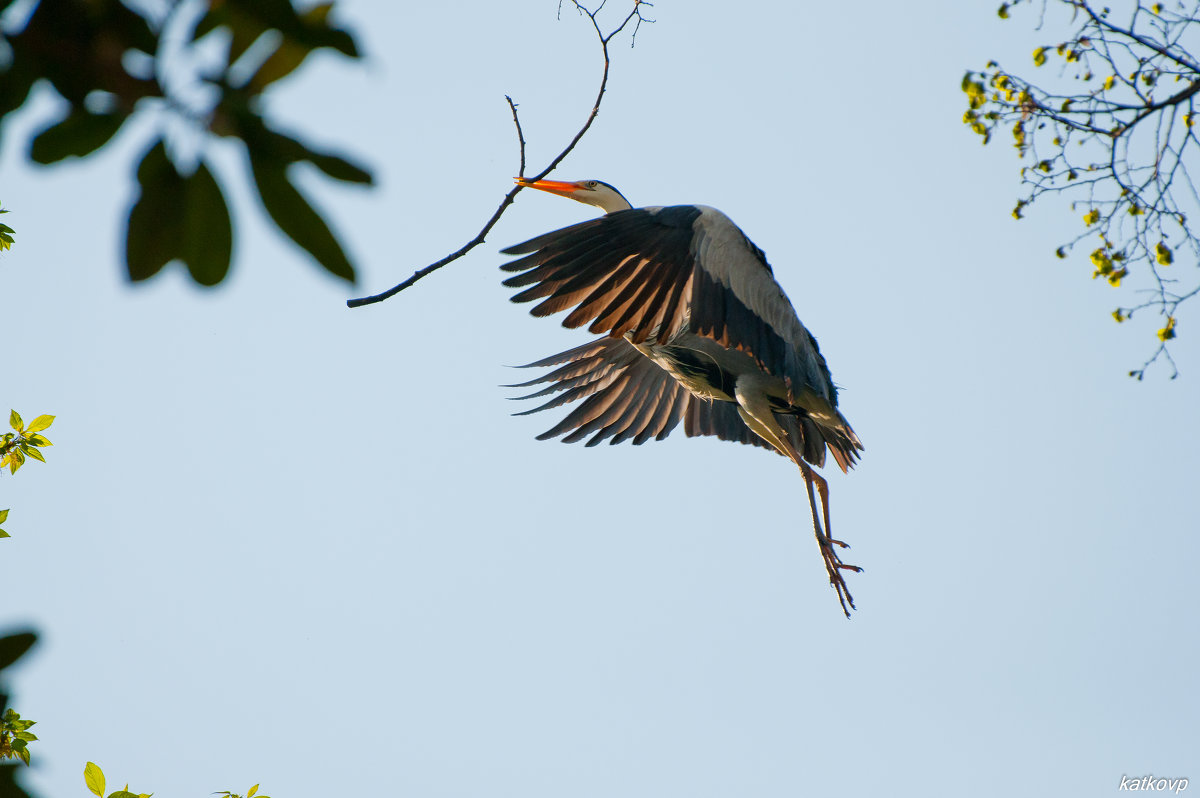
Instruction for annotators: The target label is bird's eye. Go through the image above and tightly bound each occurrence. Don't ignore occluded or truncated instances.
[586,181,598,188]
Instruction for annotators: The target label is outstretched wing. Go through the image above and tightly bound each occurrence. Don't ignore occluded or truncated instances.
[501,205,841,409]
[509,336,822,461]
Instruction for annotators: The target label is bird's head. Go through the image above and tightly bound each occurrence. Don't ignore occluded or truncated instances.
[514,178,632,214]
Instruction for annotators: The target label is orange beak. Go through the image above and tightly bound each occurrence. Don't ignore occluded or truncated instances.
[514,178,582,199]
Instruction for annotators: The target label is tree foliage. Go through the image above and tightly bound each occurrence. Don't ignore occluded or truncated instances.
[0,629,38,797]
[0,0,373,286]
[1,411,54,540]
[0,205,13,253]
[964,0,1200,377]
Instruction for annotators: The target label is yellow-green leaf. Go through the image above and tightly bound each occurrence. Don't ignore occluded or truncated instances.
[1156,242,1173,265]
[21,445,45,463]
[9,410,23,432]
[27,414,54,432]
[85,762,106,798]
[248,785,259,798]
[998,3,1009,18]
[1113,308,1126,323]
[1157,316,1177,341]
[1033,47,1047,66]
[1084,209,1101,225]
[1103,75,1116,91]
[0,509,8,523]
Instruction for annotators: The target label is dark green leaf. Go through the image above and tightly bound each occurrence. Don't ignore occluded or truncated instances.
[304,150,373,185]
[247,36,315,94]
[226,0,358,58]
[226,7,272,67]
[107,791,140,798]
[0,632,37,671]
[250,156,355,282]
[191,9,223,42]
[246,3,339,92]
[0,62,36,123]
[238,114,372,185]
[181,160,233,286]
[30,109,127,163]
[125,140,186,281]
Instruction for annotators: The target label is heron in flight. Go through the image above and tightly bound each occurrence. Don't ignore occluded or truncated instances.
[502,178,864,616]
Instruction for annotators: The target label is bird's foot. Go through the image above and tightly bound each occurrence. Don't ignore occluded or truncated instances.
[818,532,860,618]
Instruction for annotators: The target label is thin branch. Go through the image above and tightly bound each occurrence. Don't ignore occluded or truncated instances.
[346,1,649,309]
[1075,0,1200,73]
[506,95,527,178]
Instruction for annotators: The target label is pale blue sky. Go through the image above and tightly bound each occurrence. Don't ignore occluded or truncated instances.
[3,2,1197,796]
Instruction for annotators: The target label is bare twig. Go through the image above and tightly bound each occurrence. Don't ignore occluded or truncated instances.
[506,95,527,178]
[346,1,652,309]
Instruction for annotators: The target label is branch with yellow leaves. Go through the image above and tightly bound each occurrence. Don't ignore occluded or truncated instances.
[965,0,1200,378]
[346,0,653,309]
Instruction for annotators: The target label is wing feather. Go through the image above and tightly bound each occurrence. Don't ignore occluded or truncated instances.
[500,205,842,409]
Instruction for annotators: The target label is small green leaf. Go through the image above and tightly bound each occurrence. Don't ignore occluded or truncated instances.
[0,529,10,538]
[0,509,8,524]
[26,415,54,432]
[247,785,259,798]
[8,447,25,474]
[29,109,127,164]
[85,761,106,797]
[108,791,141,798]
[14,732,37,742]
[10,410,23,432]
[26,433,51,447]
[21,445,45,463]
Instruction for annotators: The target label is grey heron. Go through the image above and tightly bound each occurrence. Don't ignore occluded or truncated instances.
[502,178,864,617]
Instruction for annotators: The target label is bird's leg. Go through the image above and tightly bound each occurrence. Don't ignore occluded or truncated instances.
[796,460,860,617]
[734,381,859,616]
